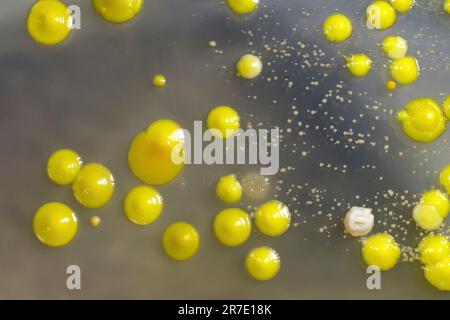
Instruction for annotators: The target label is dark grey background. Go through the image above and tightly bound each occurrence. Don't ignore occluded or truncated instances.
[0,0,449,299]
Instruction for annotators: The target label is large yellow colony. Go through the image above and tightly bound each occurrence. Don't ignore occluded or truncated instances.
[322,13,352,43]
[129,119,185,185]
[92,0,143,23]
[344,54,372,77]
[206,106,240,139]
[366,1,397,30]
[396,98,445,143]
[27,0,72,45]
[33,202,78,247]
[362,233,400,271]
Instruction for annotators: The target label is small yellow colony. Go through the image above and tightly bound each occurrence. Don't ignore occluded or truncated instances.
[90,215,101,227]
[443,95,450,120]
[382,36,408,60]
[390,0,414,13]
[362,233,400,271]
[214,208,251,246]
[344,54,372,77]
[33,202,78,247]
[254,200,291,237]
[206,105,240,139]
[413,189,449,231]
[162,222,200,261]
[444,0,450,14]
[366,1,397,30]
[27,0,72,45]
[92,0,143,23]
[418,234,450,266]
[72,163,115,208]
[129,119,185,185]
[124,185,163,225]
[396,98,445,142]
[322,13,352,43]
[152,74,167,88]
[440,164,450,194]
[215,174,242,203]
[386,80,397,91]
[226,0,260,15]
[47,149,82,185]
[389,56,419,85]
[236,54,263,79]
[245,246,280,281]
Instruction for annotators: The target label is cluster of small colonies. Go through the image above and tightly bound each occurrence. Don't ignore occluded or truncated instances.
[348,164,450,289]
[322,2,419,86]
[214,173,290,280]
[33,149,115,247]
[126,94,285,280]
[27,0,144,45]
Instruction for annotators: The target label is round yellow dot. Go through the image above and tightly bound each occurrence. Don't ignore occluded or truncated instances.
[255,200,291,237]
[445,0,450,14]
[162,222,200,261]
[322,13,352,43]
[366,1,397,30]
[420,189,449,218]
[33,202,78,247]
[344,54,372,77]
[72,163,115,209]
[412,204,443,231]
[215,174,242,203]
[390,56,419,85]
[27,0,72,45]
[424,256,450,291]
[245,246,280,281]
[93,0,143,23]
[206,106,240,139]
[390,0,414,13]
[129,119,185,185]
[226,0,259,15]
[396,98,445,142]
[386,80,397,91]
[382,36,408,59]
[124,185,163,225]
[443,95,450,121]
[214,208,251,246]
[152,74,166,87]
[47,149,82,185]
[419,234,450,266]
[90,215,101,227]
[439,164,450,194]
[236,54,263,79]
[362,233,400,271]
